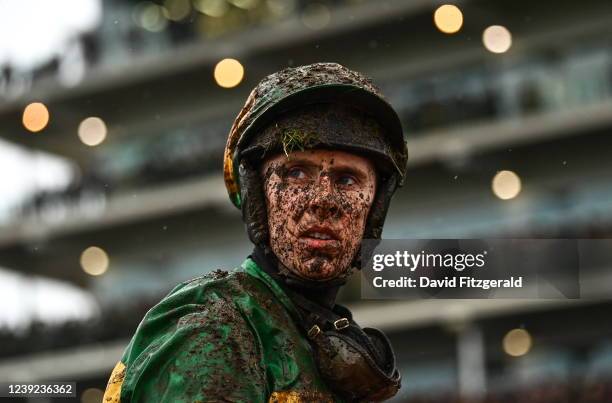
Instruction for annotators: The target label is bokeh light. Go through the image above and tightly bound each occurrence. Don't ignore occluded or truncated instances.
[78,117,108,147]
[433,4,463,34]
[81,388,104,403]
[214,58,244,88]
[163,0,191,21]
[228,0,259,10]
[134,2,168,32]
[193,0,229,17]
[266,0,296,17]
[80,246,110,276]
[483,25,512,53]
[492,170,521,200]
[22,102,50,132]
[301,3,331,30]
[503,328,532,357]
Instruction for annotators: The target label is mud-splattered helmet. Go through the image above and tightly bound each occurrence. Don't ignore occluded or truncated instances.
[223,62,408,247]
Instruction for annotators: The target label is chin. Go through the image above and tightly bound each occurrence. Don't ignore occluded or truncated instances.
[297,259,344,281]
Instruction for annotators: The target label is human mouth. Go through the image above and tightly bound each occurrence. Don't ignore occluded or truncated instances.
[299,225,340,250]
[307,232,333,240]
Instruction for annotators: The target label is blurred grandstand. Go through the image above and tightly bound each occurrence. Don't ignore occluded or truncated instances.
[1,0,612,401]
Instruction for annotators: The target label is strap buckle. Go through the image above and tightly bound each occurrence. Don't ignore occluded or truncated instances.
[307,324,322,339]
[333,318,350,330]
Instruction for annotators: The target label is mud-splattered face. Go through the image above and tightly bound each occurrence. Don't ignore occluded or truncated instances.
[261,149,377,281]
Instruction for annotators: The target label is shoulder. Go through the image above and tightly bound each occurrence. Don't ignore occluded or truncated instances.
[123,267,261,361]
[159,263,282,318]
[160,267,256,307]
[115,267,270,402]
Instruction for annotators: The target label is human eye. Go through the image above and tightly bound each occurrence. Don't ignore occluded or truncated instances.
[286,166,308,180]
[336,173,358,187]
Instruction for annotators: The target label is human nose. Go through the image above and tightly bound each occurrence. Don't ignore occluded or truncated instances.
[307,174,339,218]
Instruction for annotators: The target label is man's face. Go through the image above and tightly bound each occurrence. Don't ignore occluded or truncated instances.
[261,149,377,281]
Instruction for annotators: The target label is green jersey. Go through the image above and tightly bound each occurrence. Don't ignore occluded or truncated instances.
[103,257,342,402]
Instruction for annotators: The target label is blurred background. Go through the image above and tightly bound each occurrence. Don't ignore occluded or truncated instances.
[1,0,612,401]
